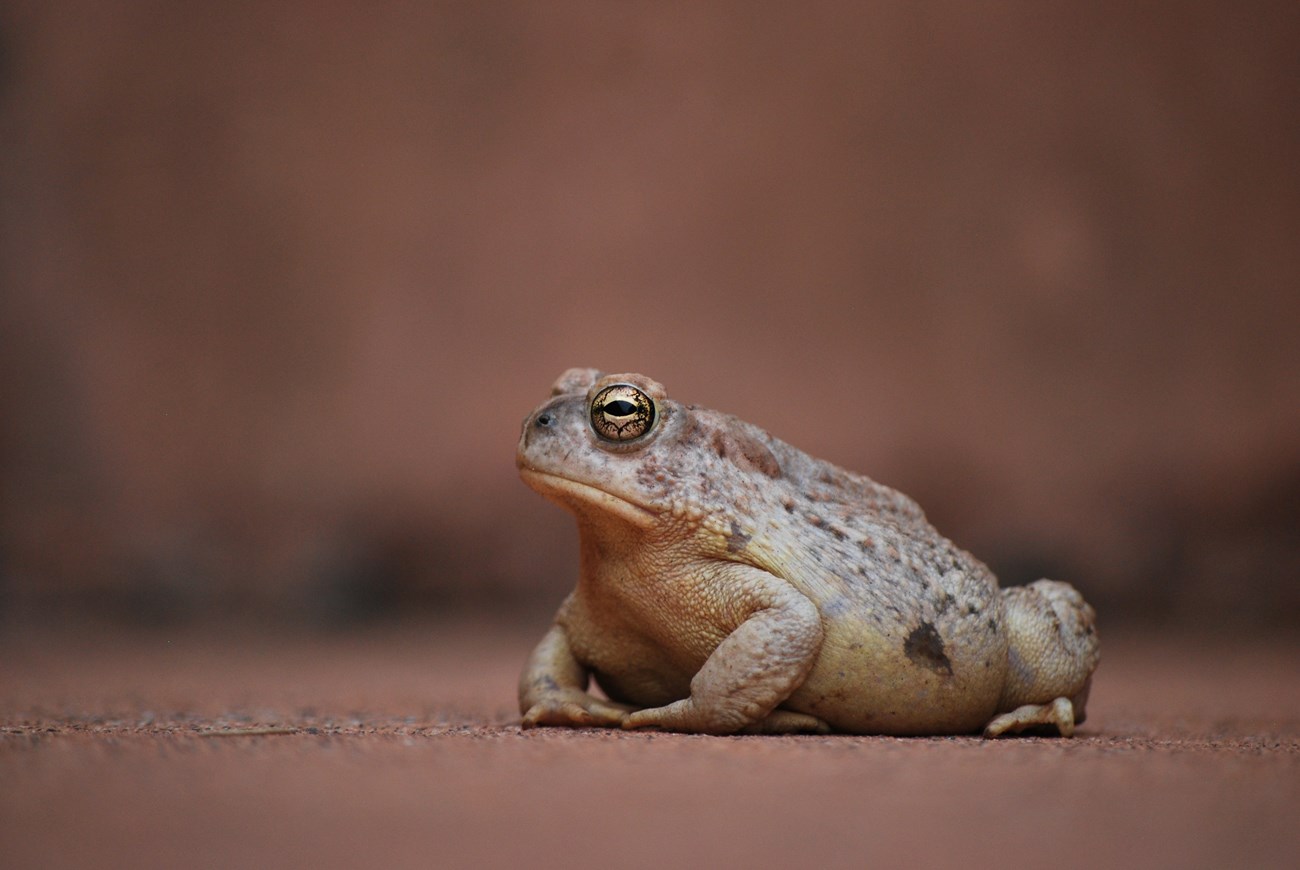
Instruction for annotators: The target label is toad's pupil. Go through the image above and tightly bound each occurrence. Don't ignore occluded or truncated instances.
[604,400,638,416]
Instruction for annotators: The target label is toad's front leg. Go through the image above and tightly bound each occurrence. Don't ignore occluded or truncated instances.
[519,621,633,728]
[623,567,827,735]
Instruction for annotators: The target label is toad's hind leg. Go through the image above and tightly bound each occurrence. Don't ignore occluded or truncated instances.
[984,579,1100,738]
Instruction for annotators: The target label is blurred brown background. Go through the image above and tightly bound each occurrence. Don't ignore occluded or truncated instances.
[2,1,1297,631]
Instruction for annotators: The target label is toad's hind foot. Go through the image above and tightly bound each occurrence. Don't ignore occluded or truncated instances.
[741,710,831,735]
[983,696,1075,738]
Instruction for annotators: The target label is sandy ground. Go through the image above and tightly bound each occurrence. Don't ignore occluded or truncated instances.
[2,619,1298,870]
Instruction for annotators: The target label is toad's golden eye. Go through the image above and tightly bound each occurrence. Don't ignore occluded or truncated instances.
[590,384,656,442]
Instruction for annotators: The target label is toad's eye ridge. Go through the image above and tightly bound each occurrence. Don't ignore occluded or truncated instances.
[590,385,656,442]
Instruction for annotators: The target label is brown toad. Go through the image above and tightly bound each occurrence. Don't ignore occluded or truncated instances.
[516,368,1099,737]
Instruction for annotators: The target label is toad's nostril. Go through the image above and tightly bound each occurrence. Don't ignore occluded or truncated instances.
[536,413,554,428]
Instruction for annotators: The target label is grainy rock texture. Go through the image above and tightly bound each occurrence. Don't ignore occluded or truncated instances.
[2,621,1297,869]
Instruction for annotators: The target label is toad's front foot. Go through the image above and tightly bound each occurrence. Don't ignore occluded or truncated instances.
[983,696,1076,738]
[521,689,633,729]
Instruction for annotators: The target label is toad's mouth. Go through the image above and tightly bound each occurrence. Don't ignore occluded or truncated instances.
[518,468,657,528]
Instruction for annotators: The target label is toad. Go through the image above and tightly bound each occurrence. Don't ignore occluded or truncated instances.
[516,368,1099,736]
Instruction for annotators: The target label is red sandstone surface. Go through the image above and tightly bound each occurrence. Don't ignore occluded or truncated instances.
[3,621,1297,869]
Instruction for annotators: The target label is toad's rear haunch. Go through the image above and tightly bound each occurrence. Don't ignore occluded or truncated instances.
[516,368,1099,737]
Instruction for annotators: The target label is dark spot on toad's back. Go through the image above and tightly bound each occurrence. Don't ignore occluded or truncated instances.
[727,521,751,553]
[679,416,704,446]
[711,429,728,458]
[904,621,952,675]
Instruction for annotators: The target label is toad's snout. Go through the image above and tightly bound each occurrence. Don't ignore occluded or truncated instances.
[518,405,562,459]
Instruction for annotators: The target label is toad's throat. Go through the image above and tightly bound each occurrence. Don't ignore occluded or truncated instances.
[518,468,657,528]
